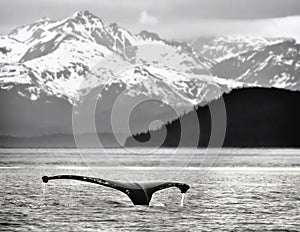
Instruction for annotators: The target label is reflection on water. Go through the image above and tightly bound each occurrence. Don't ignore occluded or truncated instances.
[180,193,185,207]
[0,149,300,231]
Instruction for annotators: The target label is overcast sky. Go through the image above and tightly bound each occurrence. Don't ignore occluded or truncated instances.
[1,0,300,40]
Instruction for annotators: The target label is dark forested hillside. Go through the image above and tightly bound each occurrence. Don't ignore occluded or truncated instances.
[125,88,300,147]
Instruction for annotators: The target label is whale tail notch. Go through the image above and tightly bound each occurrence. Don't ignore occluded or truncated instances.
[42,175,190,206]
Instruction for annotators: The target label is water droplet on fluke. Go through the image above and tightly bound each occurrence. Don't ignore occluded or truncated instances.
[180,193,185,207]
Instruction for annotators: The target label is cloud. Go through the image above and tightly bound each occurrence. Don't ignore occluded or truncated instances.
[141,16,300,41]
[139,10,159,25]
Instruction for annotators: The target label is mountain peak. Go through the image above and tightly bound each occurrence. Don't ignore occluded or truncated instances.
[69,10,104,29]
[36,17,52,23]
[109,22,119,29]
[139,30,161,41]
[72,10,98,19]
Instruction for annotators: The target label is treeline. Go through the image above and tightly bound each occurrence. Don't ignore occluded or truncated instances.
[125,87,300,147]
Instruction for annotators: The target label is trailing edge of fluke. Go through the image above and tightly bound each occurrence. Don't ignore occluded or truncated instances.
[42,175,190,205]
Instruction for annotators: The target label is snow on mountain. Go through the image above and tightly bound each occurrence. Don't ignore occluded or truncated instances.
[94,64,231,106]
[0,63,30,86]
[211,39,300,90]
[2,10,298,110]
[9,17,54,44]
[0,36,28,63]
[136,30,213,74]
[23,37,113,102]
[191,36,286,63]
[0,10,226,106]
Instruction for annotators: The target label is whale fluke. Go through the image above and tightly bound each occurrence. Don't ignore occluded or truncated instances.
[42,175,190,205]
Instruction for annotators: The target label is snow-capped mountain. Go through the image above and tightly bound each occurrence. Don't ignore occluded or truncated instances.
[1,11,300,108]
[1,10,300,144]
[211,39,300,90]
[0,10,240,141]
[191,36,286,63]
[0,10,223,106]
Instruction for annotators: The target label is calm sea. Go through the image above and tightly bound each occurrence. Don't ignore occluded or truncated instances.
[0,148,299,231]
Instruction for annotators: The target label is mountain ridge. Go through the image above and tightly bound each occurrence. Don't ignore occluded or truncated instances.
[1,10,224,106]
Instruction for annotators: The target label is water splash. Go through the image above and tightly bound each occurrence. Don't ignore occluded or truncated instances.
[42,183,46,197]
[180,193,185,207]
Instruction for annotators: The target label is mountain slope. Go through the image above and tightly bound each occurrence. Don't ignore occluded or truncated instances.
[125,88,300,147]
[0,11,217,105]
[211,39,300,90]
[191,36,286,62]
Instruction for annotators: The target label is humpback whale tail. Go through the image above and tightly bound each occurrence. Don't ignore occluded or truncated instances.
[42,175,190,205]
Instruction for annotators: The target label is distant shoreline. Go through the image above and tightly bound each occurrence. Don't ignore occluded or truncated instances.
[1,147,300,153]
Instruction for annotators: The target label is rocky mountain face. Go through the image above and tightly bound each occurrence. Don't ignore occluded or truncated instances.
[191,36,286,62]
[210,39,300,90]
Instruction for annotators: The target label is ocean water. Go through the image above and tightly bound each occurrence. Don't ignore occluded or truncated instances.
[0,149,300,231]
